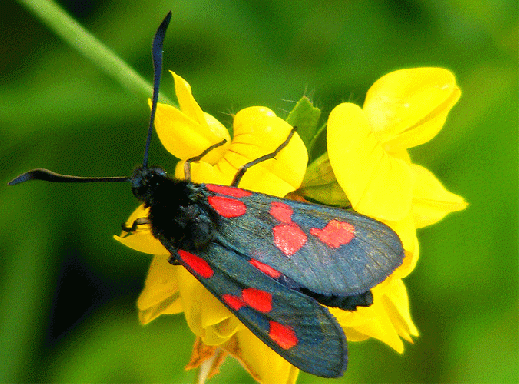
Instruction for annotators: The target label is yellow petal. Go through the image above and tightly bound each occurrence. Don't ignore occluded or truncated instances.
[328,103,413,221]
[137,255,183,324]
[331,274,418,353]
[175,106,308,197]
[334,300,405,353]
[358,302,405,353]
[171,71,207,127]
[232,160,305,197]
[331,303,377,329]
[225,328,300,384]
[113,205,168,255]
[153,101,231,162]
[339,327,370,342]
[176,268,240,345]
[380,279,419,342]
[174,151,304,198]
[383,214,420,278]
[231,106,308,193]
[391,148,412,163]
[411,164,468,228]
[151,72,231,162]
[364,67,461,151]
[383,214,416,254]
[174,159,232,185]
[392,246,419,281]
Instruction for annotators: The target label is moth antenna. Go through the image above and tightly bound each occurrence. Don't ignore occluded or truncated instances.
[8,168,128,186]
[142,11,172,169]
[8,12,172,187]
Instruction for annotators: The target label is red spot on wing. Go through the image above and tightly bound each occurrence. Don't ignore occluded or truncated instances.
[178,250,214,278]
[222,294,246,311]
[242,288,272,313]
[270,201,294,223]
[273,224,307,256]
[249,259,282,278]
[206,184,252,198]
[269,321,298,350]
[310,220,355,248]
[208,195,247,218]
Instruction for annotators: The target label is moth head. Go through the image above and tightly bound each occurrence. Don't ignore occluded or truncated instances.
[130,166,167,203]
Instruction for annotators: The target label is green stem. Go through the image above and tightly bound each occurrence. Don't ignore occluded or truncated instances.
[16,0,174,105]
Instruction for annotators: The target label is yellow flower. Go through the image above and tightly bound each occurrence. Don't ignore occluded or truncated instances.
[326,67,468,351]
[156,72,306,195]
[115,72,307,384]
[115,68,467,382]
[328,67,466,226]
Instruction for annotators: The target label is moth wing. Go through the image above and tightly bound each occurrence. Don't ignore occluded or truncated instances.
[203,184,404,296]
[165,240,347,378]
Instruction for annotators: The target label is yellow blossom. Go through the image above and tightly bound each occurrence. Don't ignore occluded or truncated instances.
[115,72,307,383]
[327,67,467,226]
[115,68,467,382]
[326,67,467,351]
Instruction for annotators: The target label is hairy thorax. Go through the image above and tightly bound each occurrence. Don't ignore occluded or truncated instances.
[131,166,218,251]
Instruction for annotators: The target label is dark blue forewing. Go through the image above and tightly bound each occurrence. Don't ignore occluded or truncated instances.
[202,184,404,296]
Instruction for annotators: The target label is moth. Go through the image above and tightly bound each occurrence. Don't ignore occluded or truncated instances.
[9,12,403,377]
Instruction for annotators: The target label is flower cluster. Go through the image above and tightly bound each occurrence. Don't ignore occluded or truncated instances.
[115,68,466,383]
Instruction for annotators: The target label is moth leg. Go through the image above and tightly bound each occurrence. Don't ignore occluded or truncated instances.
[184,139,227,181]
[231,126,297,187]
[168,251,181,265]
[121,217,150,235]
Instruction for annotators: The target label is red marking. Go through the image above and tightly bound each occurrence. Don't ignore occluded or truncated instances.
[270,202,294,223]
[242,288,273,313]
[273,224,307,256]
[178,250,214,278]
[208,195,247,218]
[310,220,355,248]
[206,184,252,198]
[269,322,298,350]
[222,294,246,311]
[249,259,282,279]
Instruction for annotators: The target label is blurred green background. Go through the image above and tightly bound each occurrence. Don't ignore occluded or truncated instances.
[1,0,517,382]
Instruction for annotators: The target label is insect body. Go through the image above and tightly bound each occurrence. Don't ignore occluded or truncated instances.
[9,12,404,378]
[132,164,403,377]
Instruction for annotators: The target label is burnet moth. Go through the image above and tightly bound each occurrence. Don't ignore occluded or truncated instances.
[9,12,404,378]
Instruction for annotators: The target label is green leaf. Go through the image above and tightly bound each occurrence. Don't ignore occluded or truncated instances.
[286,96,321,150]
[297,153,351,207]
